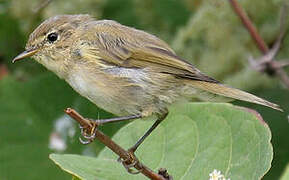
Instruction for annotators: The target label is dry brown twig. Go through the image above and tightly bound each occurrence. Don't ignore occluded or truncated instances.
[33,0,53,14]
[65,108,171,180]
[229,0,289,88]
[0,64,9,80]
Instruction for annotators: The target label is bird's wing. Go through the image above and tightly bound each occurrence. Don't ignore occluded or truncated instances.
[79,20,219,83]
[77,20,282,111]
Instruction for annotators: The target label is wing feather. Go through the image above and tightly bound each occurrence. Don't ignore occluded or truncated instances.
[79,20,219,83]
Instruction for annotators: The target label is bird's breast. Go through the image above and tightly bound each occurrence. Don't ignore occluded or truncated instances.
[65,64,186,117]
[66,67,122,114]
[66,65,153,116]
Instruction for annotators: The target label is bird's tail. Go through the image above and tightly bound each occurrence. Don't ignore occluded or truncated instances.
[189,81,282,111]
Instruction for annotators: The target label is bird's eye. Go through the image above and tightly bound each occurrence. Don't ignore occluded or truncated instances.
[47,32,58,43]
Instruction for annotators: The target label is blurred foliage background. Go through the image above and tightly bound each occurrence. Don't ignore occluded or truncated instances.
[0,0,288,179]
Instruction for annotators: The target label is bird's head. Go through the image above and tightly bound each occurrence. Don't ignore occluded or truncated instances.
[13,14,93,77]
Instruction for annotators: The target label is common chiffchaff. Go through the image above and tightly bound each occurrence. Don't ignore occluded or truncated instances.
[13,15,281,153]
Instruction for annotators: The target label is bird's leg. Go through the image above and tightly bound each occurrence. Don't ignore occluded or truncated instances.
[78,111,168,174]
[79,114,142,144]
[119,111,168,174]
[129,112,168,153]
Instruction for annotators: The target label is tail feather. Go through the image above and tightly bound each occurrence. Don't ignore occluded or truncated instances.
[189,81,283,111]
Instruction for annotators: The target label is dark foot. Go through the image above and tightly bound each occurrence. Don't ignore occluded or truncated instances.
[158,168,173,180]
[78,119,99,144]
[117,150,140,174]
[77,115,141,145]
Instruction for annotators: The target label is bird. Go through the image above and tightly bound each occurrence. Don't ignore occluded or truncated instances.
[13,14,281,171]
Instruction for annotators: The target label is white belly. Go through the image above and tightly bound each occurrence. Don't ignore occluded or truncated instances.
[66,67,151,116]
[66,66,182,117]
[67,69,126,115]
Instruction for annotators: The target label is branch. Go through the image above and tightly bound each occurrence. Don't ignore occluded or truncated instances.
[65,108,169,180]
[0,63,8,80]
[229,0,289,88]
[33,0,53,14]
[229,0,268,53]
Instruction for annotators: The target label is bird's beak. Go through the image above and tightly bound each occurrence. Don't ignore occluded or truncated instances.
[12,49,39,63]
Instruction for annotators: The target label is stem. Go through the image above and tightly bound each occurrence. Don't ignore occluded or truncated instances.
[65,108,167,180]
[33,0,52,13]
[229,0,289,88]
[229,0,269,53]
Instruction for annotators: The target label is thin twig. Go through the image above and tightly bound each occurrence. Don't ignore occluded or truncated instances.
[277,4,289,46]
[229,0,268,53]
[0,63,8,80]
[65,108,167,180]
[275,69,289,88]
[33,0,52,14]
[229,0,289,88]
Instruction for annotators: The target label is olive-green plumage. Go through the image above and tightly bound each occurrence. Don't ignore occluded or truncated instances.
[14,14,282,118]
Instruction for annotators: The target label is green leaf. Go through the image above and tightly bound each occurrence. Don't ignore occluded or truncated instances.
[280,163,289,180]
[50,103,273,180]
[0,74,119,180]
[234,89,289,179]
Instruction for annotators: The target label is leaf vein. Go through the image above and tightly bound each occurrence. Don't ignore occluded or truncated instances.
[180,118,199,180]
